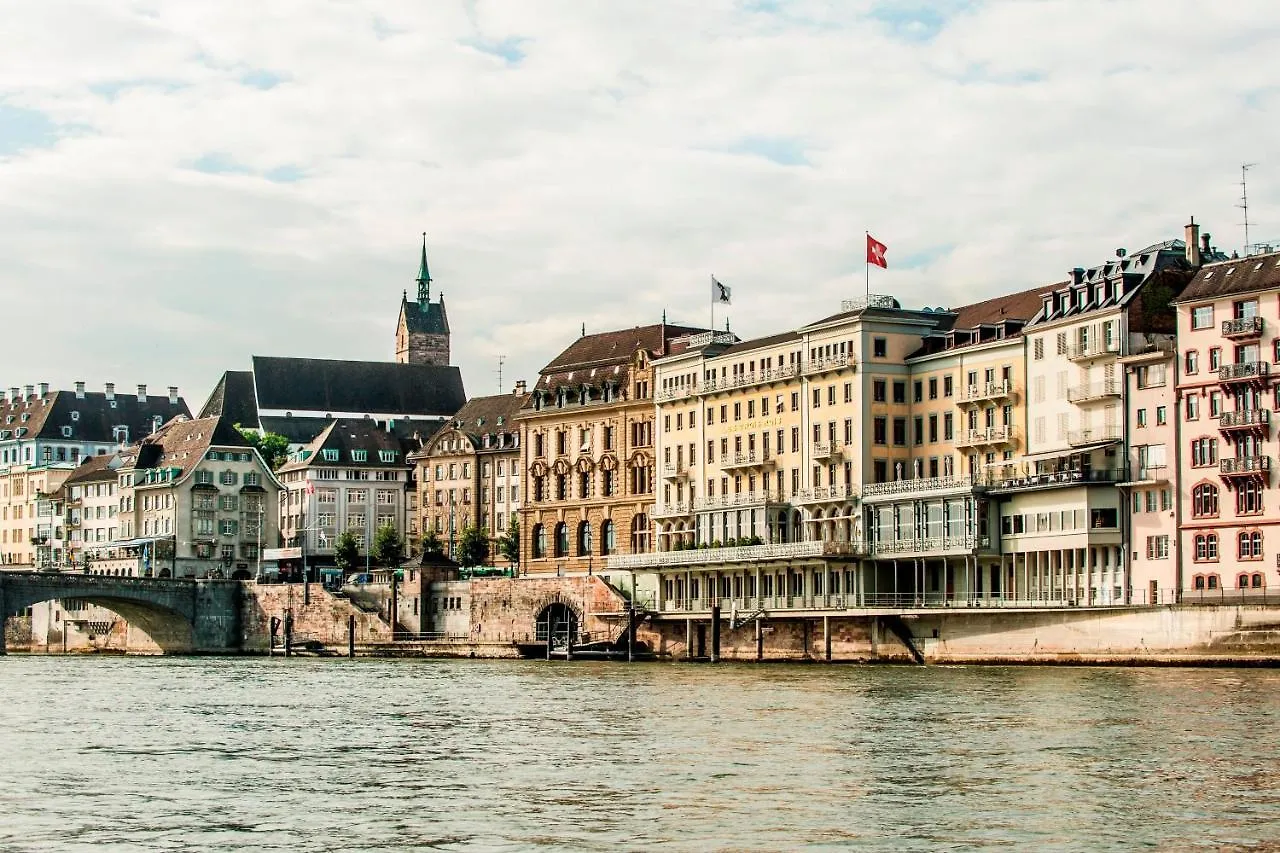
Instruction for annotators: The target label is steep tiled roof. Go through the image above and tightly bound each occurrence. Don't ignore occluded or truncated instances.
[250,356,465,418]
[64,452,120,485]
[0,389,190,445]
[442,393,530,440]
[401,298,449,335]
[541,324,709,374]
[950,282,1060,329]
[131,416,250,477]
[199,370,258,424]
[277,419,412,473]
[1176,251,1280,303]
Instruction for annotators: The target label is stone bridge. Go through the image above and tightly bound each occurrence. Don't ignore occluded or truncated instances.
[0,571,243,654]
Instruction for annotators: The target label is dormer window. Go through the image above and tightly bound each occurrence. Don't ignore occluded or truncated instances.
[378,450,396,463]
[61,426,72,437]
[351,449,368,462]
[70,411,79,422]
[321,448,339,462]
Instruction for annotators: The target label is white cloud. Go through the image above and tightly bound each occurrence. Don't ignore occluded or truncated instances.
[0,0,1276,407]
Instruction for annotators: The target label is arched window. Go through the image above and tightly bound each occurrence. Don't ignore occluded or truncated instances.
[1194,533,1219,561]
[532,524,546,558]
[630,514,650,554]
[1239,531,1263,560]
[1192,483,1218,518]
[600,520,616,555]
[1252,573,1265,589]
[1238,573,1251,589]
[555,522,569,557]
[577,521,592,556]
[1238,480,1264,514]
[1207,574,1219,590]
[1194,574,1206,590]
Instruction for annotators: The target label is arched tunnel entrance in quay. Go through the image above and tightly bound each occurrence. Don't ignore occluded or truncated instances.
[534,602,579,648]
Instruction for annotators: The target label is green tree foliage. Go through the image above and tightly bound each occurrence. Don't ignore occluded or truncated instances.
[371,522,404,567]
[420,529,445,558]
[497,518,519,565]
[334,530,360,572]
[235,425,291,470]
[457,525,490,568]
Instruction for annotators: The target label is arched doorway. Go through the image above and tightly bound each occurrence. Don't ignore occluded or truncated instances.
[535,602,578,647]
[231,569,252,581]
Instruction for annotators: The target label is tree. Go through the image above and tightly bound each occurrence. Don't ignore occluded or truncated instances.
[457,524,490,568]
[497,518,519,565]
[420,530,445,559]
[334,530,360,573]
[371,522,404,567]
[235,425,290,470]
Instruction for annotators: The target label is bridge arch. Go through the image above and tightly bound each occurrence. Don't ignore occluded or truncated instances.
[1,573,199,654]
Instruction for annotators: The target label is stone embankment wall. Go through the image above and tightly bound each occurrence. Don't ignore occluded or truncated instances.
[3,616,32,652]
[640,604,1280,664]
[241,585,393,653]
[470,575,626,644]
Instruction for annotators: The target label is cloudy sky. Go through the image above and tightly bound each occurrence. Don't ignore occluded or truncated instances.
[1,1,1276,410]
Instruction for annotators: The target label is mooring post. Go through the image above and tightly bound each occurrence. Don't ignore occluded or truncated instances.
[755,617,763,661]
[284,612,294,658]
[627,600,635,663]
[565,627,574,662]
[348,614,356,659]
[824,615,832,662]
[685,618,693,661]
[710,604,721,662]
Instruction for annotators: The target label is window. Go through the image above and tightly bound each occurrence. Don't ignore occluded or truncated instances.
[350,449,368,462]
[1238,480,1264,515]
[1034,338,1044,360]
[322,448,339,462]
[892,382,906,404]
[913,381,923,403]
[1190,438,1218,467]
[600,519,615,555]
[943,376,953,397]
[892,418,906,446]
[218,495,238,512]
[943,413,954,441]
[1184,350,1199,375]
[873,380,886,403]
[1156,406,1167,426]
[1136,409,1147,427]
[194,470,214,485]
[1191,305,1213,330]
[577,521,592,556]
[1238,531,1263,560]
[1209,347,1221,371]
[244,473,260,486]
[873,417,887,445]
[1185,394,1200,420]
[219,519,238,536]
[1193,533,1219,562]
[873,338,887,358]
[219,471,237,486]
[1146,536,1169,559]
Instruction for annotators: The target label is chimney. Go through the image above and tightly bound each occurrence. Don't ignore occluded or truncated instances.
[137,384,147,402]
[38,382,48,398]
[1185,217,1201,266]
[8,388,18,403]
[1202,233,1212,254]
[168,386,179,406]
[515,380,527,396]
[1070,267,1085,284]
[105,382,115,401]
[24,385,34,400]
[75,381,85,400]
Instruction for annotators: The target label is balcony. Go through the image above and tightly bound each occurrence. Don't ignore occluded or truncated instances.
[1219,361,1270,385]
[872,534,991,557]
[719,450,776,471]
[1067,380,1121,404]
[861,475,982,501]
[1068,341,1121,362]
[701,364,799,395]
[1118,339,1175,364]
[694,490,789,511]
[954,426,1016,449]
[959,380,1014,404]
[811,441,844,461]
[792,484,858,504]
[802,353,858,376]
[1219,408,1271,434]
[1117,465,1168,486]
[653,501,691,518]
[987,468,1125,493]
[605,539,866,570]
[1066,426,1123,447]
[1219,456,1271,478]
[1222,316,1264,339]
[656,386,695,403]
[661,462,689,480]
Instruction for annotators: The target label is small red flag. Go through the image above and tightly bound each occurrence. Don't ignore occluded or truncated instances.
[867,234,888,268]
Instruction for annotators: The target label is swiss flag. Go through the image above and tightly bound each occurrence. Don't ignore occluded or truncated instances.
[867,234,888,268]
[306,481,315,495]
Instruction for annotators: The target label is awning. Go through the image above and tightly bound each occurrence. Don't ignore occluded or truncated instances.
[1014,440,1120,464]
[95,535,176,550]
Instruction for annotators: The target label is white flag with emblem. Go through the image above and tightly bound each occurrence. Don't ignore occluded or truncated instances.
[711,276,732,305]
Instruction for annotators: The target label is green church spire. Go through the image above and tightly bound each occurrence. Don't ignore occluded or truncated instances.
[416,232,432,304]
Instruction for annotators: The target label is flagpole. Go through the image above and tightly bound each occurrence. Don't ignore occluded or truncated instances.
[865,232,870,300]
[710,274,715,330]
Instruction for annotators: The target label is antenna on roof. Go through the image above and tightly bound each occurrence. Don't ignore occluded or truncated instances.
[496,355,505,393]
[581,322,586,337]
[1240,162,1257,253]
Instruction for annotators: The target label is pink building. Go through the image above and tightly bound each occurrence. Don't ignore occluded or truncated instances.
[1119,339,1177,603]
[1174,246,1280,598]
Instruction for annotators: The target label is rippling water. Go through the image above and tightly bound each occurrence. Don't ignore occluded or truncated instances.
[1,658,1278,852]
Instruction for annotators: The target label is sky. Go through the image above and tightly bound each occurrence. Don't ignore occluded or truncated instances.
[1,0,1277,411]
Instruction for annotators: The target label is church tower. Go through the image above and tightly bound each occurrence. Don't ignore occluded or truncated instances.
[396,234,451,366]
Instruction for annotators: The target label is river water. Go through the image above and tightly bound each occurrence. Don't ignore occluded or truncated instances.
[1,658,1277,852]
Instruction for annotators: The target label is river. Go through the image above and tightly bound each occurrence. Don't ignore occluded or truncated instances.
[1,657,1277,852]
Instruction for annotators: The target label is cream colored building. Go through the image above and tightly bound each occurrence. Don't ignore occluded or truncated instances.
[0,462,74,568]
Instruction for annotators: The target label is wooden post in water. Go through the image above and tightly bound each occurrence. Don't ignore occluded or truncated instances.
[824,615,832,662]
[284,612,293,658]
[710,604,721,662]
[755,617,763,661]
[348,614,356,659]
[685,618,693,661]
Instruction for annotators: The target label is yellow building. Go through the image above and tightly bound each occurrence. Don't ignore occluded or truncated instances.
[0,463,75,568]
